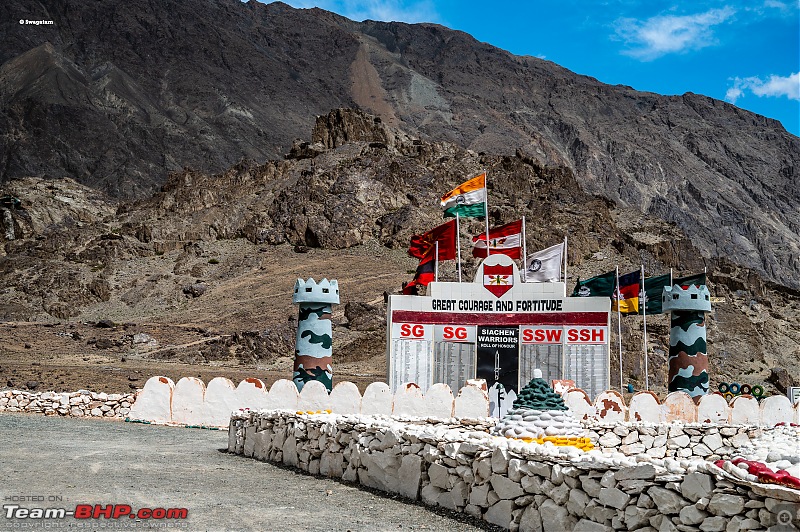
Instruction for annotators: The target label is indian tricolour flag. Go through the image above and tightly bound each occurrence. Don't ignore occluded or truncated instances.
[440,173,486,218]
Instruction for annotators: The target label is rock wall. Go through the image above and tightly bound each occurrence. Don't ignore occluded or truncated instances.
[0,389,135,418]
[229,411,800,531]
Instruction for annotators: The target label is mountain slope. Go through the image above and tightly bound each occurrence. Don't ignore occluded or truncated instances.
[0,0,798,290]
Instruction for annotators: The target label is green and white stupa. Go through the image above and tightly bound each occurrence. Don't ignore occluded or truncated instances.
[492,369,588,443]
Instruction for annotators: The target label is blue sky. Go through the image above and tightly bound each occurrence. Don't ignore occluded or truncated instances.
[270,0,799,137]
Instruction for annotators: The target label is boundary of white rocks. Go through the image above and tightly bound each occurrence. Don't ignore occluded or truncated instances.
[229,410,800,532]
[0,389,136,418]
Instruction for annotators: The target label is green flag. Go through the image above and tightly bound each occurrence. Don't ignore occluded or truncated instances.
[571,270,615,297]
[675,272,707,288]
[639,274,671,314]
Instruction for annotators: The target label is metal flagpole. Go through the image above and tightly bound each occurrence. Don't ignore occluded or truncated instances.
[522,216,528,282]
[641,264,649,391]
[670,268,673,286]
[456,213,462,283]
[563,235,568,297]
[484,171,490,257]
[435,241,439,283]
[617,266,624,393]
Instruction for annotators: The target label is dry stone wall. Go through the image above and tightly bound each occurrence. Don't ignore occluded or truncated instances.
[0,389,135,418]
[229,411,800,532]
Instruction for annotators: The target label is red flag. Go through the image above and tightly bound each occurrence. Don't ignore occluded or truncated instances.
[408,219,457,263]
[471,219,523,259]
[402,260,435,295]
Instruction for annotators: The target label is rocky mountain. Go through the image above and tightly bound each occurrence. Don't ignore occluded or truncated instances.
[1,109,798,395]
[0,0,797,292]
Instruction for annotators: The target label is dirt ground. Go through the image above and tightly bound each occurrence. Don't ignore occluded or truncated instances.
[0,320,387,394]
[0,413,498,531]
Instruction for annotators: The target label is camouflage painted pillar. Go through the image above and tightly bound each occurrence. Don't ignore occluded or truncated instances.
[662,284,712,401]
[292,278,339,391]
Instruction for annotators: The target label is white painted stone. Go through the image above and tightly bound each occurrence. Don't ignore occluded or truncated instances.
[594,390,626,423]
[701,432,724,452]
[664,391,697,423]
[127,377,174,423]
[328,381,361,414]
[760,395,794,427]
[392,383,426,417]
[564,388,596,421]
[298,380,330,412]
[598,432,622,447]
[202,377,238,427]
[235,378,271,411]
[269,379,300,411]
[422,383,454,419]
[729,395,759,425]
[172,377,206,426]
[697,393,729,424]
[361,382,392,416]
[454,383,489,418]
[629,392,664,423]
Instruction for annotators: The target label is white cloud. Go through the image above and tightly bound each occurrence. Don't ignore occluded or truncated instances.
[725,72,800,103]
[615,7,736,60]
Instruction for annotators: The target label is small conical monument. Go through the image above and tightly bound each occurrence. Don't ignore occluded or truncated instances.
[292,278,339,391]
[662,284,712,401]
[493,369,593,450]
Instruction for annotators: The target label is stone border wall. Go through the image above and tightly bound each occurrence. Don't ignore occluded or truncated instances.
[0,389,136,418]
[229,411,800,532]
[129,376,800,429]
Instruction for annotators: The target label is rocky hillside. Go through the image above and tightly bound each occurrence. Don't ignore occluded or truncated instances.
[0,0,798,291]
[1,109,798,395]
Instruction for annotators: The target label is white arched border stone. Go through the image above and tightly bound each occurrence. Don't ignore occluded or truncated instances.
[128,376,174,424]
[172,377,206,426]
[628,391,664,423]
[664,391,697,423]
[454,383,489,418]
[563,388,595,421]
[362,382,392,416]
[697,393,729,424]
[329,382,362,414]
[392,382,426,417]
[729,395,759,425]
[269,379,300,411]
[236,378,271,411]
[298,380,331,412]
[422,383,454,419]
[760,395,794,427]
[594,390,626,423]
[203,377,238,427]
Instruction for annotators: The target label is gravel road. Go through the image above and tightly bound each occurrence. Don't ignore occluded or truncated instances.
[0,413,496,531]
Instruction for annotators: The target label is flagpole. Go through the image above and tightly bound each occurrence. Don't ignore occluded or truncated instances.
[435,241,439,283]
[563,235,568,297]
[617,266,624,393]
[483,171,490,257]
[521,216,528,282]
[641,264,648,391]
[456,213,462,283]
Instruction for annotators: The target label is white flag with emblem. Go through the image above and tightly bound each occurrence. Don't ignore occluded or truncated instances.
[524,242,563,282]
